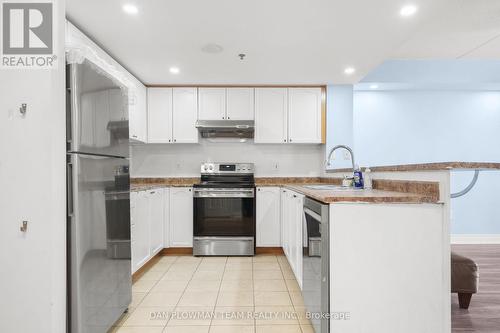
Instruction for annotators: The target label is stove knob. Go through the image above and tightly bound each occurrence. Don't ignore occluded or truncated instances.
[202,165,208,172]
[208,165,214,171]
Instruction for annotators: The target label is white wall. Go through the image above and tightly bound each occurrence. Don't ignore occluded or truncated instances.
[325,85,354,170]
[131,140,324,177]
[0,3,66,333]
[353,90,500,234]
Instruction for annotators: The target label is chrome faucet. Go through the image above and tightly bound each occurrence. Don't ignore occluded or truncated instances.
[326,145,356,174]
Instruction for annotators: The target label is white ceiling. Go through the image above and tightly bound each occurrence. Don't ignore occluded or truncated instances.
[66,0,500,85]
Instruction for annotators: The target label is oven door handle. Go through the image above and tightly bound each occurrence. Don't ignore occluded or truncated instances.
[193,188,255,198]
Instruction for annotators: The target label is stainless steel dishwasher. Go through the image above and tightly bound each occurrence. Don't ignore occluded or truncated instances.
[303,197,329,333]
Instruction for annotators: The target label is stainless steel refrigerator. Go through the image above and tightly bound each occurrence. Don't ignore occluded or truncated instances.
[66,59,131,333]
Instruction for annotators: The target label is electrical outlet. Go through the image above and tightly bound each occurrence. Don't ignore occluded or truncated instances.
[343,151,350,160]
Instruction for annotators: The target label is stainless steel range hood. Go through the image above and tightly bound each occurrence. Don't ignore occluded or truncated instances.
[196,120,255,138]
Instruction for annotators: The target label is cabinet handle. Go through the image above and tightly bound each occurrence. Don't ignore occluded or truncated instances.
[293,194,297,198]
[174,139,177,142]
[189,189,192,192]
[150,191,155,194]
[132,135,137,138]
[284,139,287,142]
[227,116,230,120]
[289,139,292,142]
[169,139,171,142]
[222,117,225,120]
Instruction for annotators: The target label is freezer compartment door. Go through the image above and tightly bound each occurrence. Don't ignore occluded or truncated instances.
[67,153,131,333]
[67,61,130,157]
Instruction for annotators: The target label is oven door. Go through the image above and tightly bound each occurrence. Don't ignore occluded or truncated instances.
[193,188,255,237]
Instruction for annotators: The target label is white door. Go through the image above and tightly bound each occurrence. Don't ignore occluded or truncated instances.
[129,84,148,142]
[281,188,290,257]
[226,88,255,120]
[256,187,281,246]
[255,88,288,143]
[148,189,164,255]
[163,188,170,248]
[130,191,138,272]
[172,88,199,143]
[169,187,194,247]
[108,88,126,121]
[133,191,150,272]
[198,88,226,120]
[148,88,173,143]
[294,192,304,287]
[93,90,111,147]
[287,88,322,143]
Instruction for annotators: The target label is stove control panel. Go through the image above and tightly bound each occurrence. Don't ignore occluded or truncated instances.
[201,162,254,175]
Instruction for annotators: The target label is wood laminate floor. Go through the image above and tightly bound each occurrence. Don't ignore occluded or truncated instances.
[452,245,500,333]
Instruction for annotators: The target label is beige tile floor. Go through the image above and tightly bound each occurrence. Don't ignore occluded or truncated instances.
[109,255,313,333]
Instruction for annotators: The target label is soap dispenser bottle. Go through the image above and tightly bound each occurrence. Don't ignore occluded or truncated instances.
[364,167,373,190]
[353,166,364,189]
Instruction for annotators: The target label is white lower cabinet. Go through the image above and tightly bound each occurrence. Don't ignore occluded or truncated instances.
[256,187,281,247]
[148,189,164,256]
[131,190,150,273]
[131,188,167,274]
[169,187,194,247]
[280,188,304,288]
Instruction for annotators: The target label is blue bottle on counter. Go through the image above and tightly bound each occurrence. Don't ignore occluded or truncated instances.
[353,167,364,189]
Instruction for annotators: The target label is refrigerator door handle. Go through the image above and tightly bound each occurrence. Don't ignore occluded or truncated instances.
[67,161,74,216]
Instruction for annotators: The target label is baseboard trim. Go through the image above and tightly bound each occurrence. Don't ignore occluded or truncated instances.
[451,234,500,244]
[132,252,162,283]
[256,247,284,255]
[159,247,284,256]
[161,247,193,255]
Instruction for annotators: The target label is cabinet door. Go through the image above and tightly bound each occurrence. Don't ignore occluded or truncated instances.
[172,88,199,143]
[288,88,322,143]
[255,88,288,143]
[109,88,127,121]
[169,187,193,247]
[226,88,255,120]
[149,189,164,255]
[130,191,138,272]
[148,88,173,143]
[132,191,150,272]
[129,84,148,142]
[198,88,226,120]
[256,187,281,247]
[294,192,304,288]
[281,188,290,257]
[163,188,170,248]
[94,90,111,148]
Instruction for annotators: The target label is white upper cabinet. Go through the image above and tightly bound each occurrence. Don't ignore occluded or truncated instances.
[198,88,226,120]
[109,88,127,121]
[226,88,255,120]
[288,88,322,144]
[255,88,288,143]
[172,88,199,143]
[147,88,173,143]
[256,187,281,247]
[129,84,148,142]
[169,187,194,247]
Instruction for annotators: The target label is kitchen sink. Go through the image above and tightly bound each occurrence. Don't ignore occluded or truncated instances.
[303,184,363,191]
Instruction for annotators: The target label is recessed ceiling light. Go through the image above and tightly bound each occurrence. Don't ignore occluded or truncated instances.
[370,84,379,89]
[122,4,138,15]
[400,4,418,17]
[169,67,180,74]
[344,67,356,75]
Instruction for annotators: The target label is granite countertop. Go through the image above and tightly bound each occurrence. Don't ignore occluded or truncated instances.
[130,177,438,204]
[328,162,500,173]
[285,184,437,204]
